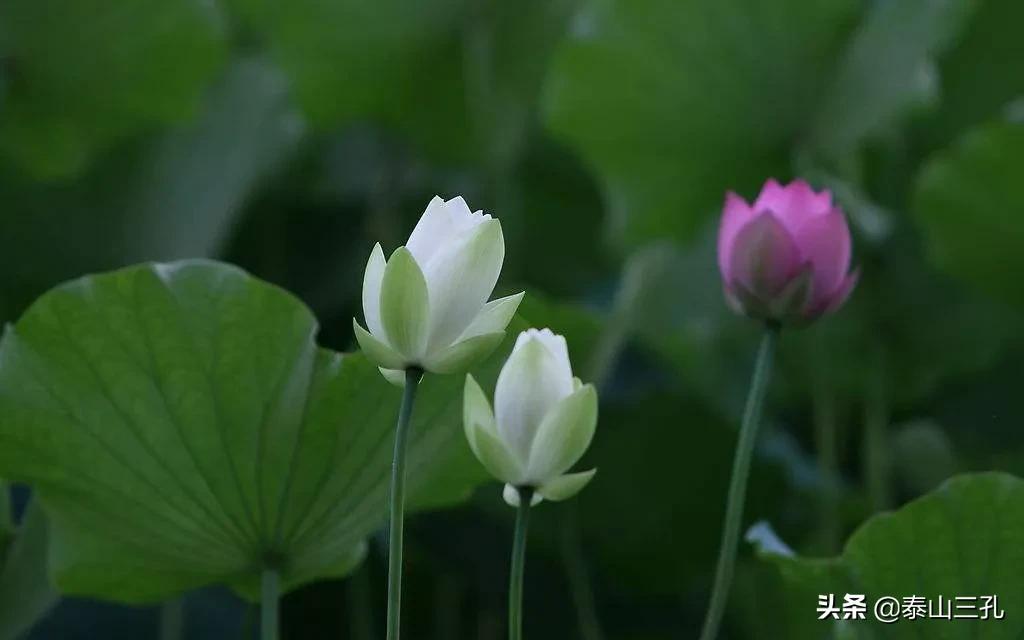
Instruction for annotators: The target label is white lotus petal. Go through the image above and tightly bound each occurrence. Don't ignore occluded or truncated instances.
[406,196,492,266]
[361,243,387,338]
[511,328,572,386]
[459,292,524,340]
[422,219,504,350]
[406,196,451,266]
[494,335,573,461]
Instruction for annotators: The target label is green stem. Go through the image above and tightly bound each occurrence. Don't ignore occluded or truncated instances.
[386,368,423,640]
[349,563,375,640]
[551,256,638,640]
[433,573,463,640]
[560,503,605,640]
[509,487,533,640]
[699,328,778,640]
[158,598,184,640]
[239,605,255,640]
[261,568,280,640]
[863,364,889,512]
[813,376,841,554]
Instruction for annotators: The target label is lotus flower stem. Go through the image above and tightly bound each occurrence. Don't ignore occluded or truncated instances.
[813,384,841,553]
[699,327,777,640]
[863,366,890,512]
[386,368,423,640]
[158,598,184,640]
[349,565,376,640]
[261,568,280,640]
[560,504,605,640]
[509,487,534,640]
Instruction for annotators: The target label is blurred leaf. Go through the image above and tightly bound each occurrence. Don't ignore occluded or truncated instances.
[809,0,972,159]
[627,236,757,418]
[737,526,827,640]
[920,0,1024,150]
[778,225,1018,412]
[462,0,581,169]
[759,472,1024,639]
[0,500,57,640]
[229,0,576,168]
[502,136,611,297]
[930,352,1024,477]
[912,121,1024,308]
[0,59,303,322]
[573,390,788,595]
[543,0,858,248]
[0,260,503,603]
[891,420,958,496]
[227,0,468,160]
[518,295,604,373]
[0,0,227,177]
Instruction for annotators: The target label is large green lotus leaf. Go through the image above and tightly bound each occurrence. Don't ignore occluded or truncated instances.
[575,392,790,595]
[226,0,576,166]
[0,0,227,178]
[919,0,1024,151]
[542,0,858,248]
[912,122,1024,309]
[0,260,496,603]
[225,0,460,132]
[808,0,972,159]
[777,235,1018,415]
[229,0,485,165]
[0,499,56,640]
[0,59,302,324]
[757,473,1024,639]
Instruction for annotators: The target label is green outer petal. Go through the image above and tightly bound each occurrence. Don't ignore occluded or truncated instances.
[537,469,597,502]
[361,243,387,337]
[502,484,544,508]
[464,375,496,433]
[352,319,406,370]
[526,384,598,482]
[425,331,505,374]
[459,292,525,340]
[379,246,430,361]
[468,423,523,484]
[464,375,522,483]
[379,367,405,387]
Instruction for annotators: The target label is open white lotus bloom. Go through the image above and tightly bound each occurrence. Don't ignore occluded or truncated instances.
[354,196,524,381]
[464,329,598,507]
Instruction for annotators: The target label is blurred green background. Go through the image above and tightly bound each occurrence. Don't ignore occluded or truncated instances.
[1,0,1024,638]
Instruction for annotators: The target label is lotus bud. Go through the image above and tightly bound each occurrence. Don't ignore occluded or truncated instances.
[717,179,858,325]
[354,196,524,382]
[463,328,598,507]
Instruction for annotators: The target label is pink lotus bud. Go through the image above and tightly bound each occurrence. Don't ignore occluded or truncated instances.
[717,179,858,325]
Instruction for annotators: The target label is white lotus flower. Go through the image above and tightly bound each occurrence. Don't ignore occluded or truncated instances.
[464,329,598,507]
[354,196,524,382]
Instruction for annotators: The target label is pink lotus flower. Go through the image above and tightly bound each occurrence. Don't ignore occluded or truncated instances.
[717,179,858,325]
